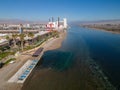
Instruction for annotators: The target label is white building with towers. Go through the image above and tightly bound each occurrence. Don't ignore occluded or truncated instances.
[47,17,68,30]
[63,18,67,28]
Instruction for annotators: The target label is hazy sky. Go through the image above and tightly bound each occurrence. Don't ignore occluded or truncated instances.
[0,0,120,21]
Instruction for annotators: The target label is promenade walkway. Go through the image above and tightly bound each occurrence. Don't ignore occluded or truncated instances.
[8,51,43,83]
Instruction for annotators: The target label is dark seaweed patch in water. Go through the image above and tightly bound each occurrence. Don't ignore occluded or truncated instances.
[37,50,74,71]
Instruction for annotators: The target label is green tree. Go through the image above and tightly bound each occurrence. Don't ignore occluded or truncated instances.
[28,32,34,38]
[5,35,10,48]
[38,35,41,41]
[19,34,25,51]
[28,32,34,44]
[12,34,18,48]
[5,35,10,40]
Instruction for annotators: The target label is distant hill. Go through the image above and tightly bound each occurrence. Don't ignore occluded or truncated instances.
[70,19,120,25]
[0,19,47,24]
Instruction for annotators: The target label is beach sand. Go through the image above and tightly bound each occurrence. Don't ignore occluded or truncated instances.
[0,31,66,90]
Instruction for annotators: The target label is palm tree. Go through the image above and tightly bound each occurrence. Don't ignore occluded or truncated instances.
[18,24,25,51]
[5,35,10,47]
[6,35,9,40]
[38,35,41,41]
[28,32,34,39]
[28,32,34,44]
[5,35,10,42]
[19,33,25,51]
[12,34,18,48]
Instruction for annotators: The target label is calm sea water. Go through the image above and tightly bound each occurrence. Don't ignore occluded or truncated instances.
[22,26,120,90]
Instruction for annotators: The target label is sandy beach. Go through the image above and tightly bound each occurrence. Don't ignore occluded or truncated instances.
[0,31,66,90]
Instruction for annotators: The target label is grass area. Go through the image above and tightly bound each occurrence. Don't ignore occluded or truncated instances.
[24,46,34,51]
[35,39,45,47]
[24,39,45,51]
[0,52,15,60]
[0,46,10,52]
[33,32,59,48]
[4,58,16,65]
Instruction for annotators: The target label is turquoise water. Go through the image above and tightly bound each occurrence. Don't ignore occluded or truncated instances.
[39,51,74,71]
[22,26,120,90]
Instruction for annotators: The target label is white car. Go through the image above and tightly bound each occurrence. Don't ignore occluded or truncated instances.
[9,61,15,64]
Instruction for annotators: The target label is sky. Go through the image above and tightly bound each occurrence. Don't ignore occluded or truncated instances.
[0,0,120,21]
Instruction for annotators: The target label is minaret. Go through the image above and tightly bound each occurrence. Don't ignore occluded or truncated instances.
[19,24,23,34]
[52,17,54,22]
[58,17,60,28]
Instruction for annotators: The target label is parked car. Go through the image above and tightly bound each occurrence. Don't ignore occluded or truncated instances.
[9,61,15,64]
[0,62,4,68]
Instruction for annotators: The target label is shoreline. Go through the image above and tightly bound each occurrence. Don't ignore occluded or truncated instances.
[20,28,116,90]
[0,31,67,90]
[83,27,120,34]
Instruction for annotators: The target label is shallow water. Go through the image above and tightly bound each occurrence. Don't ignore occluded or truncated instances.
[22,26,120,90]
